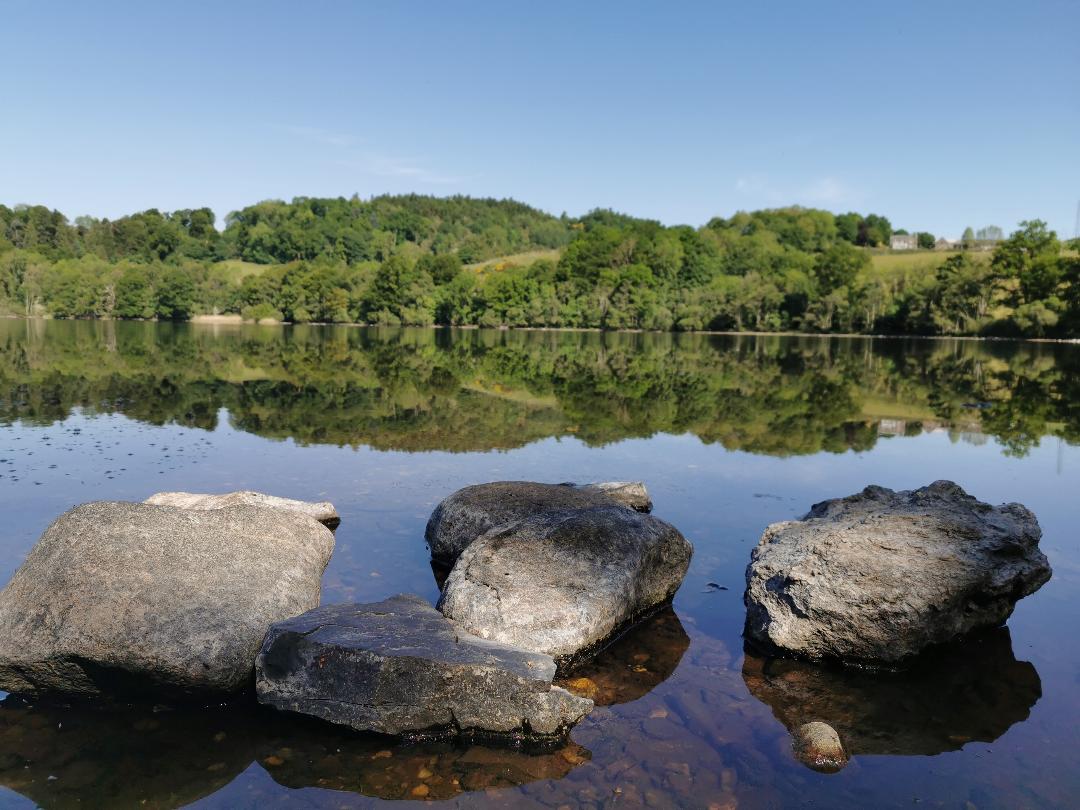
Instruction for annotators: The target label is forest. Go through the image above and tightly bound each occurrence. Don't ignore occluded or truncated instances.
[1,195,1077,338]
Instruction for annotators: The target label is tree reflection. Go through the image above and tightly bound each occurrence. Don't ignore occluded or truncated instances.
[0,320,1077,457]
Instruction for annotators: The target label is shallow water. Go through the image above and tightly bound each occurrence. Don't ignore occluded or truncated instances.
[0,320,1078,808]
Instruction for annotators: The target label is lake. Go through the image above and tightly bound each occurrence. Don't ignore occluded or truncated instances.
[0,319,1078,809]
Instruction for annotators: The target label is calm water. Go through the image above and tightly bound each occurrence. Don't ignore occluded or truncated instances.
[0,320,1078,809]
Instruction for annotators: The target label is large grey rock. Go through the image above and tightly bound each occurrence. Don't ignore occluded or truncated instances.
[145,490,339,527]
[426,480,651,565]
[437,506,693,663]
[255,594,592,740]
[744,480,1051,665]
[0,501,335,695]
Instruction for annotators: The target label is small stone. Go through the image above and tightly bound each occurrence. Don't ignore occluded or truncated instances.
[263,755,284,767]
[563,677,600,701]
[411,784,429,797]
[417,767,433,779]
[792,721,848,772]
[372,750,393,759]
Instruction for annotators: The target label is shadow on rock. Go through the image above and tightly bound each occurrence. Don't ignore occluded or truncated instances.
[0,695,593,807]
[556,606,690,706]
[742,627,1041,769]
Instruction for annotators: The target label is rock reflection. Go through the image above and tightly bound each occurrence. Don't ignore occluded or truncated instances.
[0,696,258,809]
[742,627,1041,767]
[557,606,690,705]
[0,695,592,807]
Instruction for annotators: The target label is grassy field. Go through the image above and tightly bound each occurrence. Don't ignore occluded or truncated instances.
[466,249,562,273]
[210,259,273,282]
[869,250,991,272]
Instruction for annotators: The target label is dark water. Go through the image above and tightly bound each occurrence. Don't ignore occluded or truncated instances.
[0,319,1078,809]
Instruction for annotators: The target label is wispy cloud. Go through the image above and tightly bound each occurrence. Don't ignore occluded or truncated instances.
[281,124,466,186]
[337,154,465,186]
[735,174,860,207]
[282,125,358,148]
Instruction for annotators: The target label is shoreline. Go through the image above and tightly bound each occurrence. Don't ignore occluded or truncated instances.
[4,314,1078,345]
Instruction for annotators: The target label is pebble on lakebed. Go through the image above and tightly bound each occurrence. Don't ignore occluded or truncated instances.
[792,721,848,772]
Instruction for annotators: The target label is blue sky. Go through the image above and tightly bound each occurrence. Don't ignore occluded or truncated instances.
[1,0,1077,238]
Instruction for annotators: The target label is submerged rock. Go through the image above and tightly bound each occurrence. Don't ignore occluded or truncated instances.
[255,594,592,741]
[744,480,1051,665]
[145,490,339,527]
[425,480,652,565]
[438,506,693,663]
[792,721,847,773]
[555,605,690,706]
[0,501,334,695]
[742,626,1041,763]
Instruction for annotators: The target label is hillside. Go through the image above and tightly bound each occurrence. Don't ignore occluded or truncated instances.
[0,198,1076,338]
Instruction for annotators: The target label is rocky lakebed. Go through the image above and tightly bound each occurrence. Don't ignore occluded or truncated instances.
[0,478,1053,780]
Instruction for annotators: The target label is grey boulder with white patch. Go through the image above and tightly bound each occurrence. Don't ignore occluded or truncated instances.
[437,503,693,663]
[744,480,1052,665]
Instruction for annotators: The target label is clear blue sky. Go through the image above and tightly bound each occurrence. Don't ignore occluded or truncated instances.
[2,0,1077,239]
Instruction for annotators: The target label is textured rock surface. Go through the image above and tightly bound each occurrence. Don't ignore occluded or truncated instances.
[425,481,651,565]
[575,481,652,513]
[744,480,1051,665]
[742,626,1041,761]
[438,506,693,662]
[255,594,592,740]
[145,490,339,527]
[792,722,847,772]
[0,501,335,695]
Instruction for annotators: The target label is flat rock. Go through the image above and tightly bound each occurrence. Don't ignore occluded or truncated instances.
[0,501,335,695]
[255,594,592,740]
[744,480,1051,665]
[425,481,651,565]
[437,506,693,663]
[145,490,339,527]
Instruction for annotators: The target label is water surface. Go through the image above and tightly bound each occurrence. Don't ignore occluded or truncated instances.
[0,320,1078,808]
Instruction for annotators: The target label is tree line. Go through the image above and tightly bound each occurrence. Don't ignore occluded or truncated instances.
[1,196,1077,338]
